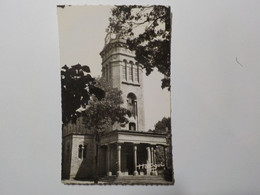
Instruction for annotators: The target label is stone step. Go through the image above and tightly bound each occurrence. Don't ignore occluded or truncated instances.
[99,175,173,185]
[117,177,165,180]
[114,175,172,185]
[99,176,117,183]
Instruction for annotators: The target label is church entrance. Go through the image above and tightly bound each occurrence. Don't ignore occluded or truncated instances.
[126,152,134,175]
[123,144,135,175]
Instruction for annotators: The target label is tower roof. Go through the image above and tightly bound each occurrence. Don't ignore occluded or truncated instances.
[100,33,127,57]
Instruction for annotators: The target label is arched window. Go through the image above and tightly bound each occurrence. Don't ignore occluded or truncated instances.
[128,63,131,81]
[127,93,137,118]
[78,144,87,159]
[129,122,136,131]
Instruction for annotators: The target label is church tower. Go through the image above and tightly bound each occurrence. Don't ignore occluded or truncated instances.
[100,33,145,131]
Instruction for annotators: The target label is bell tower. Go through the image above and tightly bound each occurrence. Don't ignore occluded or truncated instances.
[100,33,145,131]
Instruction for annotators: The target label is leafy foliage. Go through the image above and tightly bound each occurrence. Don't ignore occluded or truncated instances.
[107,5,171,90]
[154,117,173,174]
[82,78,129,134]
[154,117,171,134]
[61,64,104,124]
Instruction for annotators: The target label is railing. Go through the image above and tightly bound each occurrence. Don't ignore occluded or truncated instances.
[151,162,165,172]
[137,162,165,173]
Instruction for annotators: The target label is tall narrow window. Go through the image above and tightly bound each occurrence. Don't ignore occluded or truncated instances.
[134,67,138,82]
[78,144,87,159]
[127,93,137,118]
[128,65,131,80]
[122,63,126,80]
[123,60,127,80]
[130,62,134,81]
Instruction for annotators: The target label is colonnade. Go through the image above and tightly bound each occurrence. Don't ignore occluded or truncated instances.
[106,143,168,176]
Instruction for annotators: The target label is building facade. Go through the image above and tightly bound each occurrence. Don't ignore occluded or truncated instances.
[62,34,170,181]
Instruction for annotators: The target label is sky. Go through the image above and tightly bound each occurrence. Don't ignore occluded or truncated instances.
[57,5,171,131]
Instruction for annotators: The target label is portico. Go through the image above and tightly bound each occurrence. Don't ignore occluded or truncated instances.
[99,130,168,176]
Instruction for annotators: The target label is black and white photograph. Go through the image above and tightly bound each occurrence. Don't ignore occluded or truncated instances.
[57,5,174,185]
[2,0,260,194]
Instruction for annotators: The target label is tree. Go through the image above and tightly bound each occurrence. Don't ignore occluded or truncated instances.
[153,117,173,181]
[61,64,105,124]
[154,117,171,134]
[107,5,171,90]
[82,78,129,134]
[81,78,129,183]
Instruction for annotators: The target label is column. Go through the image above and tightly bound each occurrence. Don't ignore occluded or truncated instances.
[106,145,112,176]
[146,147,151,163]
[151,147,154,165]
[153,147,158,175]
[117,144,121,176]
[146,147,151,175]
[154,147,157,165]
[151,147,154,175]
[133,145,138,176]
